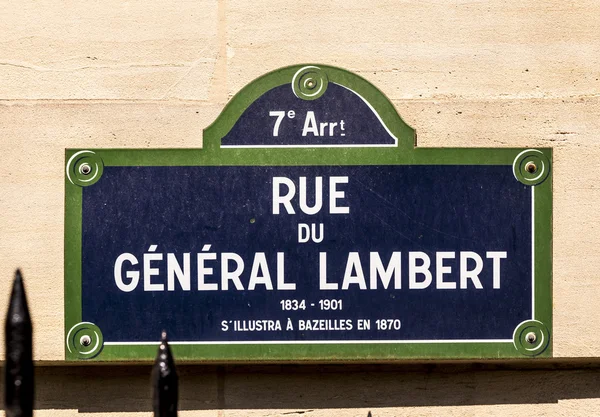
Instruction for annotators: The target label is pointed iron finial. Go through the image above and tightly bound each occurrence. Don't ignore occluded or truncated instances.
[152,330,178,417]
[5,269,34,417]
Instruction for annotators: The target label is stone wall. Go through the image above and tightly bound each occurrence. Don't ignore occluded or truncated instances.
[1,0,599,415]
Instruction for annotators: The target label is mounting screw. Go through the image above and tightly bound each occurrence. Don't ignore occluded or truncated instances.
[79,163,92,175]
[525,161,537,174]
[525,332,537,344]
[80,335,92,347]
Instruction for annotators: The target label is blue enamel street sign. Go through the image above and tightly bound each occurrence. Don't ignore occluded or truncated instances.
[64,65,552,361]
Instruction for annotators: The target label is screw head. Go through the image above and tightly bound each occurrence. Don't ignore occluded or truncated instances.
[80,335,92,347]
[525,332,537,344]
[79,163,92,175]
[525,161,537,174]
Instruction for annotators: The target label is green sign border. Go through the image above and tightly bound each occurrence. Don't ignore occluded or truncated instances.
[64,64,552,362]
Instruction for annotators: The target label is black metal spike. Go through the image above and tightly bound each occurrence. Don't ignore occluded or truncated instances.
[152,331,178,417]
[4,269,34,417]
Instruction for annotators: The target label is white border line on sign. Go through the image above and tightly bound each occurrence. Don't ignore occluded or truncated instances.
[103,165,537,347]
[104,339,513,346]
[220,82,398,148]
[532,186,535,320]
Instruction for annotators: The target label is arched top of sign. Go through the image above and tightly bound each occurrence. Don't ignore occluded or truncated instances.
[205,64,415,150]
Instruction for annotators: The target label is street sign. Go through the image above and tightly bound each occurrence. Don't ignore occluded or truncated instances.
[65,64,552,361]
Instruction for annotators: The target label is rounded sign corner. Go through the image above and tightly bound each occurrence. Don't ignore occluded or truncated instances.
[66,322,104,360]
[512,320,550,357]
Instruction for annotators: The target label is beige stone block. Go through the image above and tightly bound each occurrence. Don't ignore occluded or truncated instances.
[0,0,219,100]
[220,365,600,416]
[0,364,597,416]
[2,96,600,360]
[1,96,600,360]
[392,97,600,149]
[227,0,600,100]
